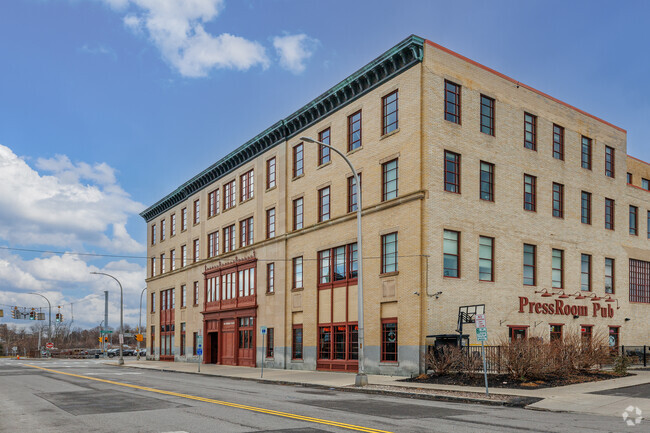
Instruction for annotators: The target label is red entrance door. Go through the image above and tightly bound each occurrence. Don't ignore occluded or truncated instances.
[237,317,255,367]
[220,319,236,365]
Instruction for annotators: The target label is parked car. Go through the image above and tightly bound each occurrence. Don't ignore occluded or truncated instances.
[122,348,136,356]
[138,349,146,357]
[107,348,120,358]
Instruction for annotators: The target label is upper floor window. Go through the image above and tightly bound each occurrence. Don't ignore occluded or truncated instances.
[627,172,633,184]
[293,143,304,177]
[224,180,236,210]
[523,244,536,286]
[382,90,398,135]
[181,285,186,308]
[240,217,254,247]
[293,256,303,289]
[605,146,615,178]
[644,178,650,190]
[382,159,398,201]
[160,253,166,274]
[605,198,615,230]
[581,254,591,291]
[348,174,361,213]
[552,183,564,218]
[478,236,494,281]
[381,233,398,274]
[524,112,537,150]
[160,219,166,241]
[266,157,276,189]
[629,259,650,303]
[223,224,235,253]
[444,151,460,193]
[193,199,200,224]
[170,214,176,237]
[267,263,275,293]
[443,230,459,277]
[266,208,276,239]
[552,249,563,289]
[181,208,187,231]
[480,95,494,136]
[240,170,254,202]
[208,189,220,217]
[605,258,615,294]
[170,249,176,271]
[348,111,362,151]
[208,231,219,258]
[293,197,303,230]
[581,191,591,224]
[581,136,592,170]
[648,211,650,239]
[193,281,199,305]
[630,205,638,236]
[318,187,331,222]
[523,174,536,211]
[444,80,461,124]
[151,292,155,312]
[318,128,331,165]
[151,257,156,277]
[553,124,564,160]
[151,223,157,245]
[480,161,494,201]
[318,243,358,284]
[181,245,187,267]
[193,239,200,263]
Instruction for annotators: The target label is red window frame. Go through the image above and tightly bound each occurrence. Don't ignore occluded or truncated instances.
[553,124,564,160]
[170,249,176,271]
[550,324,563,342]
[267,263,274,293]
[581,254,592,291]
[160,219,166,241]
[266,328,274,358]
[170,213,176,236]
[160,253,165,274]
[605,258,615,294]
[224,180,236,210]
[208,188,220,217]
[382,159,398,201]
[151,223,156,245]
[444,151,460,193]
[223,224,235,253]
[150,292,155,313]
[347,174,361,213]
[208,231,218,257]
[382,90,398,135]
[381,233,398,274]
[181,208,187,231]
[348,110,362,151]
[240,217,253,247]
[266,157,276,189]
[523,244,536,286]
[266,207,275,239]
[581,136,592,170]
[552,183,564,218]
[605,198,615,230]
[318,128,330,166]
[443,230,459,278]
[444,80,461,124]
[180,285,186,308]
[551,249,563,289]
[318,243,358,286]
[381,319,398,362]
[150,257,156,277]
[293,143,304,178]
[523,174,536,211]
[193,281,199,306]
[293,197,303,230]
[292,325,303,360]
[318,187,330,222]
[581,325,593,343]
[524,112,536,150]
[605,146,615,178]
[581,191,592,224]
[193,199,200,224]
[508,326,528,340]
[480,94,494,136]
[240,169,254,202]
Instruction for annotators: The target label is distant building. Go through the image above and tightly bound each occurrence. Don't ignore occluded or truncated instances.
[141,35,649,376]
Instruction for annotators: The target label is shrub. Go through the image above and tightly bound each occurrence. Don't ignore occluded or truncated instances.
[426,345,463,375]
[613,355,632,375]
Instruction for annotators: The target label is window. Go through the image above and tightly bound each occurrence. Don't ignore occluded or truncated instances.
[238,317,254,351]
[523,244,536,286]
[224,180,236,210]
[581,136,592,170]
[181,208,187,231]
[523,174,536,211]
[181,285,186,308]
[643,178,650,190]
[552,183,564,218]
[318,243,358,284]
[319,326,331,359]
[382,90,398,135]
[443,230,459,277]
[318,128,331,165]
[524,113,537,150]
[223,224,235,253]
[151,257,156,277]
[193,199,200,224]
[193,332,198,356]
[267,263,274,293]
[478,236,494,281]
[292,325,303,360]
[480,95,494,136]
[170,214,176,237]
[550,324,563,342]
[160,253,166,274]
[293,197,303,230]
[240,217,254,247]
[581,191,592,224]
[605,146,615,178]
[444,80,461,124]
[193,281,199,306]
[266,208,275,239]
[605,258,615,294]
[266,328,274,358]
[648,211,650,239]
[180,323,185,356]
[381,319,398,362]
[627,172,633,184]
[170,249,176,271]
[240,169,254,202]
[630,205,638,235]
[293,143,304,177]
[605,198,615,230]
[160,219,166,241]
[381,233,398,274]
[181,245,187,268]
[609,327,620,349]
[208,189,220,217]
[347,174,361,212]
[266,157,276,189]
[193,239,199,263]
[552,249,563,289]
[151,292,155,312]
[208,231,219,257]
[348,110,362,151]
[581,254,591,291]
[480,161,494,201]
[319,187,330,222]
[444,151,460,193]
[629,258,650,303]
[382,159,398,201]
[293,257,303,289]
[151,224,157,245]
[553,124,564,160]
[509,326,528,340]
[581,325,593,344]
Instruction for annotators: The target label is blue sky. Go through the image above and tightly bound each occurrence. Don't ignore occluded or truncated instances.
[0,0,649,330]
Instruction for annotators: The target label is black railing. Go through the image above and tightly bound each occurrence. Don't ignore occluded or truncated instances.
[620,345,648,367]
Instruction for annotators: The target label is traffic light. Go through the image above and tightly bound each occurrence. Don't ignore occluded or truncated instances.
[99,337,102,343]
[55,313,61,322]
[104,336,108,342]
[29,309,35,320]
[12,307,18,319]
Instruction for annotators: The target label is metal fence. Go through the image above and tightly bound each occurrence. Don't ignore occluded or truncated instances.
[619,345,648,367]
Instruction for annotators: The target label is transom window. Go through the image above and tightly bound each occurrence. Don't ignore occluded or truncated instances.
[348,111,362,151]
[524,112,537,150]
[382,91,398,135]
[444,151,460,193]
[480,95,494,136]
[444,80,461,124]
[382,159,398,201]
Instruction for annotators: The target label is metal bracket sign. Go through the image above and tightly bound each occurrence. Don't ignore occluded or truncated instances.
[474,313,489,396]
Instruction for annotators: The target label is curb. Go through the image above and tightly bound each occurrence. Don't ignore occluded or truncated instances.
[114,363,540,408]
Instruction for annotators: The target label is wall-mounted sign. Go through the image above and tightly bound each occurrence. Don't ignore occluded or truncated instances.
[518,296,614,318]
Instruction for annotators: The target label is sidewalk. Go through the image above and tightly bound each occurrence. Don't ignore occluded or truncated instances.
[110,359,650,418]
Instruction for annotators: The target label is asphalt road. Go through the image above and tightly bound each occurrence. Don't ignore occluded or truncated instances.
[0,359,634,432]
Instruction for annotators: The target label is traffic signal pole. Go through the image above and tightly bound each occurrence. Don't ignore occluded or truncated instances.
[29,293,52,356]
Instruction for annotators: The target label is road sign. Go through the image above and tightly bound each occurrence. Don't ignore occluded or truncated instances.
[119,334,124,344]
[475,313,486,329]
[123,333,134,337]
[261,326,267,335]
[100,330,113,334]
[12,346,17,352]
[46,342,54,349]
[476,328,488,342]
[197,348,203,356]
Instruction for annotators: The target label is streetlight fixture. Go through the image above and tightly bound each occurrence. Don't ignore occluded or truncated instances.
[137,287,146,360]
[91,272,124,365]
[29,292,52,357]
[300,136,367,386]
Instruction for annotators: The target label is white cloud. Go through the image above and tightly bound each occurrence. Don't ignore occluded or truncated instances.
[273,33,318,74]
[108,0,269,77]
[0,144,144,253]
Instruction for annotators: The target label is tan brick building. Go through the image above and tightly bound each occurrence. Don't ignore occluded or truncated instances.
[141,35,650,376]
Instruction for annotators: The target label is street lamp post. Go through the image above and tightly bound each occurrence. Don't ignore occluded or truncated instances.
[91,272,124,365]
[137,287,146,360]
[300,136,367,386]
[29,293,52,357]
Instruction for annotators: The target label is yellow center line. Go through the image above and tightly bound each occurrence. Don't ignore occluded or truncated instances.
[24,364,393,433]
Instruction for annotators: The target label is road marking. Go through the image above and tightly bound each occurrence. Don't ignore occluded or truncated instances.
[84,372,142,376]
[24,364,392,433]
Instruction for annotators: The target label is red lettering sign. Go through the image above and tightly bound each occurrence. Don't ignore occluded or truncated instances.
[518,296,610,318]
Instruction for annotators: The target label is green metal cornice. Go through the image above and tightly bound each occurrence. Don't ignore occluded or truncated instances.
[140,35,424,222]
